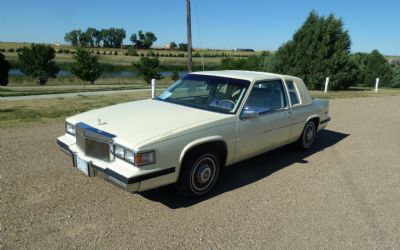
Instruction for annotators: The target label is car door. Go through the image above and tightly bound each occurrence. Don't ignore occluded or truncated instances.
[285,79,310,141]
[235,79,292,161]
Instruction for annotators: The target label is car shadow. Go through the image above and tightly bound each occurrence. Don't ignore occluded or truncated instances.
[140,129,349,209]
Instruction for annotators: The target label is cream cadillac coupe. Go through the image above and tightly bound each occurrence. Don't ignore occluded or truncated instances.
[57,71,330,197]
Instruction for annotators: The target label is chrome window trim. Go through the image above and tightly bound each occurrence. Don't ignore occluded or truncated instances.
[239,78,289,118]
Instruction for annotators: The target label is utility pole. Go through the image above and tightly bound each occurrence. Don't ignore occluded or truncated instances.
[186,0,193,72]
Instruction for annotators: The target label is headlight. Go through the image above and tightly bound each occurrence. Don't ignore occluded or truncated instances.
[65,122,75,136]
[124,150,135,164]
[113,144,156,166]
[114,145,125,159]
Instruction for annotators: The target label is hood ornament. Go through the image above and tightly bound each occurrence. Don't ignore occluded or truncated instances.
[98,118,107,125]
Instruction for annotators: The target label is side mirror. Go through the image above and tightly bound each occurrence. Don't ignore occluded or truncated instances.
[240,108,259,119]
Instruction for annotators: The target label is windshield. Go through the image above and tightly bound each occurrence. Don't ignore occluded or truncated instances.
[157,74,250,114]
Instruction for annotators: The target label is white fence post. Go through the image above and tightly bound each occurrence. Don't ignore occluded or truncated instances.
[324,77,329,93]
[375,78,379,92]
[151,79,156,98]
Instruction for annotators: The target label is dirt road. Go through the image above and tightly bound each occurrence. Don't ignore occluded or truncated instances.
[1,96,399,249]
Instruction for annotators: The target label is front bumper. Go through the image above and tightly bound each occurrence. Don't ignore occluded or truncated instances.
[57,139,175,193]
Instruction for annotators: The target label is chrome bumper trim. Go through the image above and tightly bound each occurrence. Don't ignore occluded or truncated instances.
[57,139,175,193]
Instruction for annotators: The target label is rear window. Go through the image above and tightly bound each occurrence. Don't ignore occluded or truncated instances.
[286,80,300,105]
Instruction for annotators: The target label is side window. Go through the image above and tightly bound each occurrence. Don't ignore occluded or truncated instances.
[286,80,300,105]
[245,80,287,113]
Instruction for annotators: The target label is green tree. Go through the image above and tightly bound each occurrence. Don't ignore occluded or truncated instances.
[18,44,59,85]
[70,47,103,87]
[130,31,157,49]
[64,30,82,46]
[361,50,394,87]
[391,60,400,88]
[0,53,11,86]
[178,43,188,51]
[92,29,103,47]
[84,27,97,47]
[349,52,368,85]
[133,57,162,84]
[269,11,357,90]
[79,32,92,47]
[101,28,126,48]
[169,42,177,50]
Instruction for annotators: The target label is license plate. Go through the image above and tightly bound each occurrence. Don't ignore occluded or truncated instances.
[76,156,89,176]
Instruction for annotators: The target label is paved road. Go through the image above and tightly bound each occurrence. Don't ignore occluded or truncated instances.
[1,96,399,249]
[0,88,152,101]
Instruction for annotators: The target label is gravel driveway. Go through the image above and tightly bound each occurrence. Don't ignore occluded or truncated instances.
[1,96,399,249]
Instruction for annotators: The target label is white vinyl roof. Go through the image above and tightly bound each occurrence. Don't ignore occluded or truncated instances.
[191,70,291,82]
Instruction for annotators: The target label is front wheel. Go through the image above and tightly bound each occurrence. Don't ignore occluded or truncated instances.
[176,149,220,197]
[297,120,317,150]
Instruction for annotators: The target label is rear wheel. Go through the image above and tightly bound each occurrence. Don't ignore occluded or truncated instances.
[297,120,317,150]
[177,149,220,197]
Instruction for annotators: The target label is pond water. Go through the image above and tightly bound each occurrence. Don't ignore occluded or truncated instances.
[9,69,187,78]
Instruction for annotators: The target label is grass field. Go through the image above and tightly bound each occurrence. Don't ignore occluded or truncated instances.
[0,42,257,71]
[0,91,156,126]
[0,76,175,96]
[2,51,222,70]
[1,88,400,127]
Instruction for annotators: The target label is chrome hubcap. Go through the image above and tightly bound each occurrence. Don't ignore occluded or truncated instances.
[307,130,314,140]
[303,123,315,147]
[190,156,217,194]
[198,166,211,183]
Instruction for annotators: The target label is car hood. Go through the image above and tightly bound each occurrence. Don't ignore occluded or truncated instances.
[67,99,228,147]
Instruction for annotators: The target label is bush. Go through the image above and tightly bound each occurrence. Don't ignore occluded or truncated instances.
[103,50,106,55]
[70,47,103,86]
[17,44,59,85]
[127,47,137,56]
[171,69,179,81]
[57,49,63,53]
[7,48,14,52]
[114,51,118,55]
[0,49,5,52]
[147,51,156,57]
[133,57,162,84]
[0,53,11,86]
[361,50,394,87]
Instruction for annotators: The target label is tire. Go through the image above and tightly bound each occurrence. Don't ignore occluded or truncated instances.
[176,148,220,198]
[297,120,317,150]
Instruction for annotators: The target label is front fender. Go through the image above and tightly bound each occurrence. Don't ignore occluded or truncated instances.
[178,135,226,166]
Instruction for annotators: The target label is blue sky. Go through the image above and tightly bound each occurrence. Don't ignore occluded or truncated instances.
[1,0,399,55]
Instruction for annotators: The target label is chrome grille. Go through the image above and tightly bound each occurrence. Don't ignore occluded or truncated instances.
[76,123,114,162]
